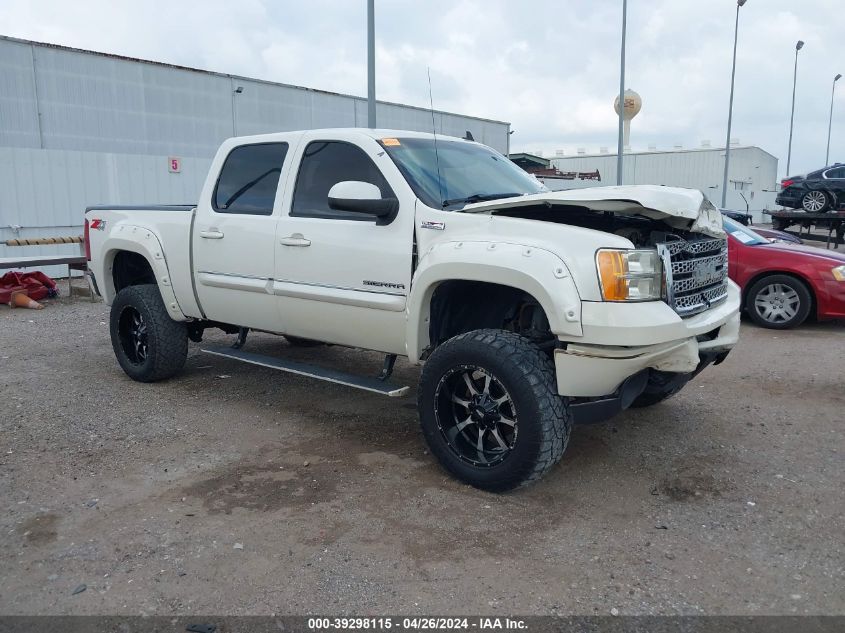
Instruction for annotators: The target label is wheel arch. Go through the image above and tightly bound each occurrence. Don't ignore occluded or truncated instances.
[406,244,583,363]
[101,233,187,321]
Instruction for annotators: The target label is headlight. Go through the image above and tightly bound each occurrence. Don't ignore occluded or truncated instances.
[832,265,845,281]
[596,248,663,301]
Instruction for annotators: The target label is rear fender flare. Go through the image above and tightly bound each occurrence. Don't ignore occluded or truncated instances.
[102,229,187,321]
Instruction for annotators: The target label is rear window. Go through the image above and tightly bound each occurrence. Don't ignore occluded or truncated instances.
[213,143,288,215]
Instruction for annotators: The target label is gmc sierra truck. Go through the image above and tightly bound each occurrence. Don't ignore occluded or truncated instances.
[85,128,740,491]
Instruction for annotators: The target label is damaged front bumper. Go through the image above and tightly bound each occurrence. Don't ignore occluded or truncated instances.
[553,282,740,422]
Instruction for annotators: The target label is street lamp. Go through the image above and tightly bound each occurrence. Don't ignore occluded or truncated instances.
[616,0,628,185]
[721,0,748,208]
[826,73,842,166]
[786,40,805,177]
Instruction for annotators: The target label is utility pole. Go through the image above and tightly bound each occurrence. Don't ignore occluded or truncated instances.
[616,0,627,185]
[826,74,842,166]
[721,0,747,208]
[367,0,376,128]
[786,40,804,176]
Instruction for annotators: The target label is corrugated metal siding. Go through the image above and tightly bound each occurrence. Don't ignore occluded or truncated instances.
[0,147,211,277]
[0,36,509,278]
[546,147,779,223]
[1,37,509,157]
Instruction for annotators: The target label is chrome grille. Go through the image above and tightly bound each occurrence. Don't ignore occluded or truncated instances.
[661,236,729,317]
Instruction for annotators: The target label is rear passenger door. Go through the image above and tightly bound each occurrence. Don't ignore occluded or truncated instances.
[273,135,414,354]
[193,142,291,332]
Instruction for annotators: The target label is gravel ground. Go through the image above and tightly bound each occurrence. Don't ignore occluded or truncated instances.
[0,283,843,616]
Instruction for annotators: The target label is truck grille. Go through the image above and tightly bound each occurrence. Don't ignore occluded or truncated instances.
[660,236,729,317]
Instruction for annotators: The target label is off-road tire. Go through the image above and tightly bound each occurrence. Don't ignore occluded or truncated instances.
[418,329,570,491]
[110,284,188,382]
[745,274,812,330]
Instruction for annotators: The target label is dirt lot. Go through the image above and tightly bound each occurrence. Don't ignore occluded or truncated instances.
[1,286,843,616]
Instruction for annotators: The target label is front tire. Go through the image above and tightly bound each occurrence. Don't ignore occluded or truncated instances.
[418,329,570,491]
[745,275,812,329]
[801,190,830,213]
[110,284,188,382]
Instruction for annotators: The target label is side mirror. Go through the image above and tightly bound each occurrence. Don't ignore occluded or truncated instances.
[327,181,398,218]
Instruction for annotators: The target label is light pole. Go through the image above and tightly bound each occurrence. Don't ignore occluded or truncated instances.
[786,40,804,177]
[826,73,842,166]
[721,0,747,208]
[616,0,627,185]
[367,0,376,128]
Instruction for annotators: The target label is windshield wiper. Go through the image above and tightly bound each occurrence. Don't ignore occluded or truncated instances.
[441,192,524,208]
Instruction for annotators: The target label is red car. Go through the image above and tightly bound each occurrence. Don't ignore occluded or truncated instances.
[723,217,845,329]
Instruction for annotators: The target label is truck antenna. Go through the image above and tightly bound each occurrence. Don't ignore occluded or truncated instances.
[427,67,444,206]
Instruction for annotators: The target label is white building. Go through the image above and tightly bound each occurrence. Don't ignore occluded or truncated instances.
[0,36,510,275]
[525,145,779,224]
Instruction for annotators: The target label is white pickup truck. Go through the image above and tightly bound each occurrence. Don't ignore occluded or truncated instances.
[85,128,740,490]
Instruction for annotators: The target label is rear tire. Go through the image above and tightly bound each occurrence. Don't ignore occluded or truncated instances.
[745,275,812,329]
[110,284,188,382]
[801,190,830,213]
[418,329,570,492]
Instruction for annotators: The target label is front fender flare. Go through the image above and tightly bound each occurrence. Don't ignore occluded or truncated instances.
[406,241,583,363]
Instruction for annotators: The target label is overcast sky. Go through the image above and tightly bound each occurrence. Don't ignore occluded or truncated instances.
[2,0,843,177]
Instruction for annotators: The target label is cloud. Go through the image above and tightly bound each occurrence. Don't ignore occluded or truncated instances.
[0,0,843,175]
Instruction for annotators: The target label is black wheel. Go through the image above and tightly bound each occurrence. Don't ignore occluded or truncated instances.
[801,190,830,213]
[418,329,570,491]
[745,275,812,329]
[110,284,188,382]
[284,335,324,347]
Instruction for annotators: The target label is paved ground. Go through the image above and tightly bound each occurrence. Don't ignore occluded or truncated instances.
[1,285,843,616]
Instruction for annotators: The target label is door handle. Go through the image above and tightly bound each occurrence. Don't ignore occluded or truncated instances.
[280,234,311,247]
[199,229,224,239]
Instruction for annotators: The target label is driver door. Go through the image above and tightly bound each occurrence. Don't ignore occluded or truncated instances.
[273,136,414,354]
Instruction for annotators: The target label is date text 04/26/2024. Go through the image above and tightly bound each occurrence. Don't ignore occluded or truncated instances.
[307,617,527,630]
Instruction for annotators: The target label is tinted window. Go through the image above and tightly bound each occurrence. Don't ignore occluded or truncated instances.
[292,141,393,219]
[825,167,845,178]
[214,143,288,215]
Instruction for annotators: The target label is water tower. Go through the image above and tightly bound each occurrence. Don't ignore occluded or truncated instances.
[613,89,642,150]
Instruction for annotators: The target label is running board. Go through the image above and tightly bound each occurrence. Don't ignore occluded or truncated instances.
[201,347,411,397]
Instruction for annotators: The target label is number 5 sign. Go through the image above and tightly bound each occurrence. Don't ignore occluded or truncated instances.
[168,157,181,173]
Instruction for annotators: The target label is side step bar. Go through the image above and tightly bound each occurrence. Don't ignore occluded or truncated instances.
[201,347,411,398]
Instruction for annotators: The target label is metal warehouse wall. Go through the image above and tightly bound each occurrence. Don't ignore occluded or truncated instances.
[0,35,510,276]
[544,147,779,223]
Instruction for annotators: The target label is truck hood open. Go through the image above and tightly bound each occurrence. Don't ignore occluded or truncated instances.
[460,185,725,238]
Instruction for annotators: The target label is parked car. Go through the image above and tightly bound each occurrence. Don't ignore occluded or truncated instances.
[84,128,741,491]
[723,217,845,328]
[776,164,845,213]
[750,226,802,244]
[720,208,752,225]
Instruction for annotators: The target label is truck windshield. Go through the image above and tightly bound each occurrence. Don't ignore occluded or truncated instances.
[723,216,768,246]
[380,138,546,210]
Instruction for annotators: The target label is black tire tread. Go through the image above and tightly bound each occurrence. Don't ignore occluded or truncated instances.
[110,284,188,382]
[418,329,570,491]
